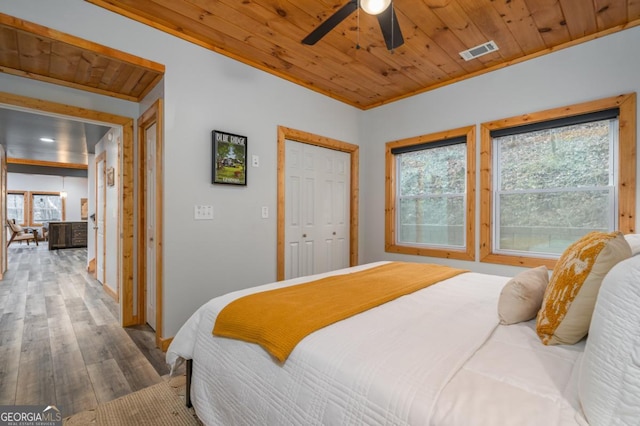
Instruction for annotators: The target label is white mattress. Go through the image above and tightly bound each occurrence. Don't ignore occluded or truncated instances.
[167,262,587,425]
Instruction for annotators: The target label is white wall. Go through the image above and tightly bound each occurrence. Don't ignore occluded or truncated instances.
[7,173,88,222]
[360,26,640,277]
[0,0,361,337]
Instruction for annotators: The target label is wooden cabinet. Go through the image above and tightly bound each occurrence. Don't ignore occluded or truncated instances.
[48,221,88,250]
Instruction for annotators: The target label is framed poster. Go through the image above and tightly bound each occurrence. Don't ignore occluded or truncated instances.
[80,198,88,220]
[212,130,247,185]
[107,167,115,187]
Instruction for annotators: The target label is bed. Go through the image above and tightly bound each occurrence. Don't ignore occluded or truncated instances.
[167,234,640,425]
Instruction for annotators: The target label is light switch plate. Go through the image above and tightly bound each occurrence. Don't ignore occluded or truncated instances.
[194,205,214,220]
[261,206,269,219]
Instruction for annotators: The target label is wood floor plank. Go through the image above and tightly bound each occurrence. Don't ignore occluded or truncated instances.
[49,315,97,417]
[125,325,170,376]
[72,320,113,366]
[45,294,67,319]
[15,314,56,406]
[2,291,26,318]
[24,292,47,317]
[64,297,95,324]
[58,276,80,300]
[84,297,116,326]
[86,358,132,403]
[115,354,163,392]
[0,312,24,405]
[2,245,170,417]
[102,324,163,391]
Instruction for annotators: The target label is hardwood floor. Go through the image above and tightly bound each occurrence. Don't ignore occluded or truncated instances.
[0,244,166,417]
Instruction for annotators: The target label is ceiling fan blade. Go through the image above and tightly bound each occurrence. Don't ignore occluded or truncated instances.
[302,0,358,45]
[377,5,404,50]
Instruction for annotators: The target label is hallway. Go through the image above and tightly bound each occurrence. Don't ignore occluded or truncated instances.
[0,245,166,417]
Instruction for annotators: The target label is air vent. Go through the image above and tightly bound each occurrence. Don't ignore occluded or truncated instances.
[459,41,499,61]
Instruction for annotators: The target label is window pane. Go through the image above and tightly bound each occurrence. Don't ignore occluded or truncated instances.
[498,188,611,255]
[398,144,466,196]
[32,194,62,223]
[397,143,466,248]
[497,120,612,191]
[398,196,464,246]
[7,194,24,224]
[494,117,615,257]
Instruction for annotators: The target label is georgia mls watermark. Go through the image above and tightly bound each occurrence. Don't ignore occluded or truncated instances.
[0,405,62,426]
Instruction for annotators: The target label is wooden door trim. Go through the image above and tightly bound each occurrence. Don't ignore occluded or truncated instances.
[277,126,359,281]
[1,146,6,279]
[95,151,107,290]
[137,99,164,347]
[0,91,135,327]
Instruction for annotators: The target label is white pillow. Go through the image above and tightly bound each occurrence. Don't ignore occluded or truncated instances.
[498,266,548,325]
[578,255,640,424]
[624,233,640,255]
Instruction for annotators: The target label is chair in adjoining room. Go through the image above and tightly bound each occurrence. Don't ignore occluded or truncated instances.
[6,219,39,247]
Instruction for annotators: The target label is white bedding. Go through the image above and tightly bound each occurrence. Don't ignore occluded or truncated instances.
[167,262,588,425]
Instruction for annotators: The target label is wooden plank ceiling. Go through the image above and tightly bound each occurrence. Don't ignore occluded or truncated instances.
[2,2,639,108]
[0,13,164,102]
[84,0,640,109]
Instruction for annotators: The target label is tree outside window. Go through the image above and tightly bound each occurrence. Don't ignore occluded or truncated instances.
[31,193,63,224]
[480,93,636,268]
[385,126,476,261]
[7,192,27,225]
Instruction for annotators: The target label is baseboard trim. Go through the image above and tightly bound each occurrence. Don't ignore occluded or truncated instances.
[87,258,96,274]
[159,336,173,352]
[103,283,118,301]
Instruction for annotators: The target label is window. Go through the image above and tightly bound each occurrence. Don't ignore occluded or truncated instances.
[386,126,475,261]
[31,192,65,225]
[480,94,636,268]
[7,191,27,225]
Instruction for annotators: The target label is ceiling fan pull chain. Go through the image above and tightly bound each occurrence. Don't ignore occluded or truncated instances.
[356,0,361,50]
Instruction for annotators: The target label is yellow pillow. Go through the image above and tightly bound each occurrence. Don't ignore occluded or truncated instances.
[536,231,631,345]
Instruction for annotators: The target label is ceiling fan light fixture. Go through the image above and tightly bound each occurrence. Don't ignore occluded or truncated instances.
[361,0,391,15]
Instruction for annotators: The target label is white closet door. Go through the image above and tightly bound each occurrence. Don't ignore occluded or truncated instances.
[285,140,350,279]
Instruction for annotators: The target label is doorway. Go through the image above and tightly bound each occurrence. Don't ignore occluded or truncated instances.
[276,126,359,281]
[0,91,136,325]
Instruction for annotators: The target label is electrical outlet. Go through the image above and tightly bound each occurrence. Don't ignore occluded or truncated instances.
[261,206,269,219]
[252,155,260,167]
[194,205,214,220]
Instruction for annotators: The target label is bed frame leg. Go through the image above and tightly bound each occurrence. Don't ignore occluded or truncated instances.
[186,359,193,408]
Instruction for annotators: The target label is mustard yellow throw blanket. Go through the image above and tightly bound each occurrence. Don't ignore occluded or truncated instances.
[213,262,467,362]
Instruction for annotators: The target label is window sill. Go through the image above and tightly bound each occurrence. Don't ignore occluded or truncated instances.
[386,243,475,261]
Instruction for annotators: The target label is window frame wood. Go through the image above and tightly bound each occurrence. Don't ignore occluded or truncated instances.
[385,125,476,261]
[480,93,636,268]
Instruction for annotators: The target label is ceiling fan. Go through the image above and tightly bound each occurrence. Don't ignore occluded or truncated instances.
[302,0,404,51]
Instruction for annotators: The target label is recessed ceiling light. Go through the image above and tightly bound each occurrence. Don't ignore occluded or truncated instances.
[40,137,55,143]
